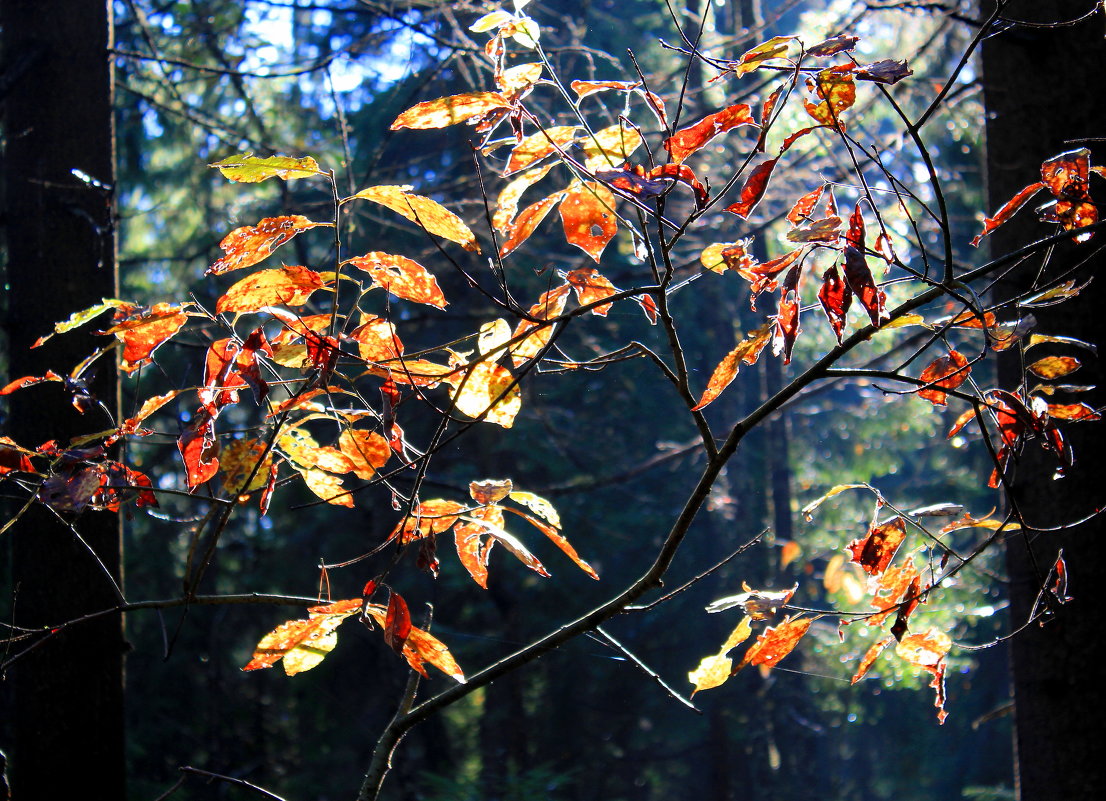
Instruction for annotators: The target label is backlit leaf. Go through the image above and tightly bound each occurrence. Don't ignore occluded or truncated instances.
[726,158,777,219]
[210,153,321,182]
[363,604,466,681]
[508,490,561,528]
[736,616,812,671]
[353,186,479,252]
[216,264,328,313]
[221,438,274,496]
[917,350,970,406]
[970,182,1045,247]
[787,186,826,225]
[450,361,521,428]
[692,321,773,410]
[843,245,887,325]
[177,412,219,490]
[851,635,894,684]
[390,91,512,130]
[1044,402,1100,422]
[33,298,128,347]
[806,34,859,57]
[294,466,354,508]
[699,240,757,275]
[895,627,951,723]
[506,125,578,174]
[455,507,497,588]
[560,182,618,261]
[499,192,563,257]
[350,315,403,363]
[338,429,391,480]
[688,616,752,695]
[804,65,856,127]
[496,62,543,94]
[510,284,570,366]
[392,499,466,544]
[787,216,842,243]
[847,517,906,576]
[664,103,756,164]
[817,264,852,342]
[1027,355,1081,379]
[504,506,598,580]
[493,164,555,231]
[348,252,448,308]
[243,605,357,675]
[207,215,321,275]
[384,591,413,653]
[566,267,618,315]
[706,583,797,619]
[570,79,638,100]
[721,35,795,78]
[581,122,643,171]
[105,302,190,373]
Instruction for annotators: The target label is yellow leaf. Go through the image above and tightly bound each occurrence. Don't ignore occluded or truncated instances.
[210,153,322,182]
[353,186,479,252]
[243,603,359,675]
[216,264,328,313]
[506,125,578,174]
[389,92,512,131]
[450,361,521,428]
[581,122,643,171]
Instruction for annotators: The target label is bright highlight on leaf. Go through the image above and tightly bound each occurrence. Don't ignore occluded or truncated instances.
[210,153,322,182]
[390,92,512,130]
[353,186,479,252]
[207,215,322,276]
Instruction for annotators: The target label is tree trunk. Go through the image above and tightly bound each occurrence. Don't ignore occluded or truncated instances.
[1,1,124,798]
[979,2,1106,798]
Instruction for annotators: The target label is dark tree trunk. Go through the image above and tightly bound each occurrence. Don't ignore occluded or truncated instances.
[1,1,124,798]
[980,2,1106,799]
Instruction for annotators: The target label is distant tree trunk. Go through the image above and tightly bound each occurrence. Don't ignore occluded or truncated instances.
[1,2,124,799]
[979,2,1106,799]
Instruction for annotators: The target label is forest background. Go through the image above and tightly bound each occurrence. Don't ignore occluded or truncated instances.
[1,1,1104,800]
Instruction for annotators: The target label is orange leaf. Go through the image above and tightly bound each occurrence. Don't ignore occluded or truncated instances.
[338,429,391,480]
[692,322,773,410]
[216,264,328,313]
[506,125,578,174]
[581,121,643,171]
[726,158,777,219]
[390,91,512,130]
[1044,402,1100,422]
[105,302,190,373]
[895,627,952,723]
[454,505,501,588]
[970,182,1045,247]
[570,79,639,99]
[220,438,274,496]
[243,605,358,675]
[664,103,756,163]
[353,186,478,252]
[851,635,894,684]
[699,240,757,275]
[1027,355,1081,380]
[566,267,619,316]
[918,350,970,406]
[177,412,219,490]
[504,505,598,580]
[207,215,321,276]
[804,65,856,127]
[349,315,403,363]
[348,252,447,309]
[391,499,466,545]
[499,192,563,257]
[449,360,521,428]
[737,616,812,672]
[847,517,906,576]
[363,604,466,681]
[493,164,555,232]
[560,181,618,261]
[510,284,570,366]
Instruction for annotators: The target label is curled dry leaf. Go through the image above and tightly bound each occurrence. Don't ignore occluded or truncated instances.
[705,582,797,619]
[895,627,952,723]
[207,215,321,276]
[692,321,773,411]
[851,635,894,684]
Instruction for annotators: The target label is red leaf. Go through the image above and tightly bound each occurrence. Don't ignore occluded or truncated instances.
[737,616,812,671]
[105,303,190,373]
[384,591,413,654]
[842,245,887,325]
[726,158,777,219]
[847,516,906,576]
[917,350,971,406]
[970,182,1045,247]
[787,186,825,226]
[178,412,220,490]
[0,436,36,475]
[817,264,852,342]
[207,215,320,275]
[664,103,756,163]
[772,263,803,364]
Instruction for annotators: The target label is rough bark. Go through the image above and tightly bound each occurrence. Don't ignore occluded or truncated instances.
[980,2,1106,798]
[1,1,124,798]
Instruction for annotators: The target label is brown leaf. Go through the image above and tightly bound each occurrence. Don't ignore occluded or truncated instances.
[364,604,466,681]
[1027,355,1081,380]
[787,186,826,225]
[207,215,321,275]
[348,252,447,308]
[971,182,1045,247]
[854,59,912,85]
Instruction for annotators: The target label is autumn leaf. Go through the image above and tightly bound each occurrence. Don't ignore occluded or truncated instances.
[699,240,757,275]
[855,59,912,85]
[207,215,321,276]
[1044,402,1101,422]
[390,91,512,130]
[772,264,803,364]
[510,283,570,366]
[560,181,618,261]
[895,627,952,723]
[504,504,598,580]
[735,616,812,672]
[391,499,467,544]
[220,438,274,496]
[338,429,391,480]
[32,298,129,348]
[581,121,643,171]
[706,582,797,619]
[787,216,842,243]
[1027,355,1080,379]
[496,61,544,94]
[692,321,773,410]
[348,252,448,309]
[804,65,856,127]
[726,158,777,219]
[384,591,413,653]
[566,267,619,315]
[293,465,354,508]
[664,103,756,163]
[363,604,466,682]
[688,616,753,695]
[806,34,859,57]
[847,517,906,576]
[353,186,479,252]
[349,315,403,363]
[210,153,322,182]
[506,125,578,174]
[216,264,329,313]
[917,350,970,406]
[570,79,638,100]
[851,635,894,684]
[105,302,190,373]
[454,507,496,588]
[0,437,36,475]
[493,164,555,231]
[817,264,852,342]
[499,192,564,257]
[449,360,521,428]
[787,186,826,225]
[719,35,795,79]
[842,245,887,326]
[177,412,220,490]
